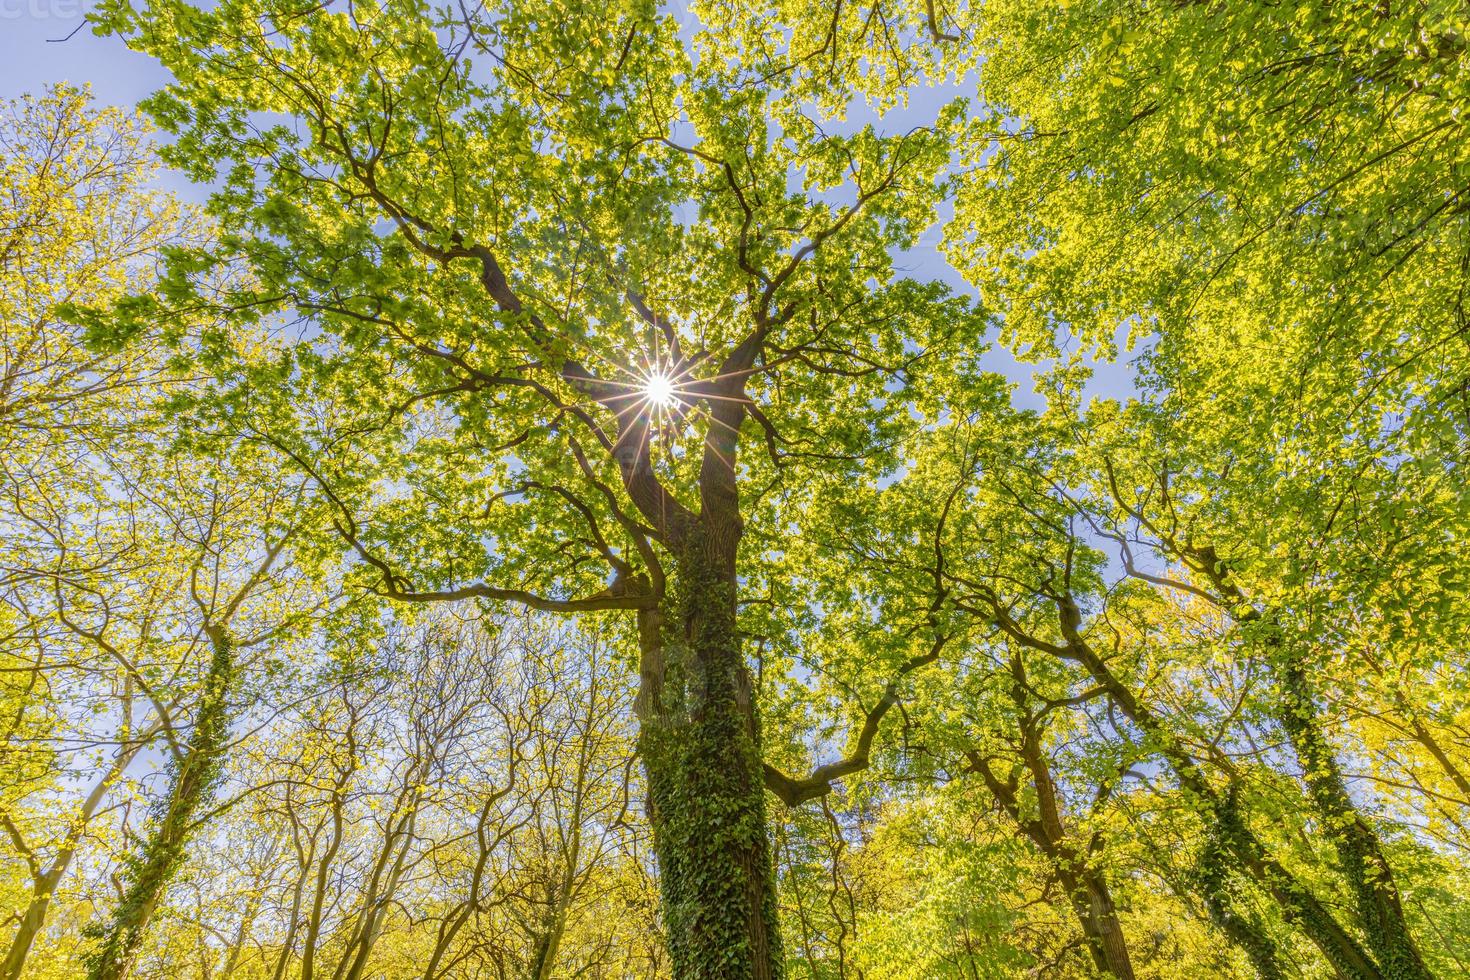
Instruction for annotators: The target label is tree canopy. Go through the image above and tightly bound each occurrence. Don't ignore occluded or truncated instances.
[2,1,1467,978]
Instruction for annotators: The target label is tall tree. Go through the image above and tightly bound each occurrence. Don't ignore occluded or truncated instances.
[0,84,195,980]
[93,0,977,974]
[82,450,336,980]
[941,5,1470,976]
[793,389,1463,977]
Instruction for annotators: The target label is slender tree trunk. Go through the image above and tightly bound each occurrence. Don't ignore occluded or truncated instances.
[975,761,1135,979]
[532,694,591,980]
[635,520,783,980]
[270,810,313,980]
[334,743,431,980]
[3,843,78,979]
[2,731,152,980]
[336,796,420,980]
[87,630,236,980]
[2,876,56,980]
[1060,634,1383,979]
[1015,664,1134,980]
[302,782,350,980]
[1275,655,1434,980]
[422,779,517,980]
[973,657,1139,980]
[218,886,262,980]
[1190,555,1433,979]
[1405,714,1470,803]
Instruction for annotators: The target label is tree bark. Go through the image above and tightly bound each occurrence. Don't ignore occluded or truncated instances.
[1,720,158,980]
[635,520,783,980]
[1274,655,1434,980]
[974,759,1135,979]
[1179,548,1433,979]
[971,657,1138,980]
[1189,786,1291,980]
[1076,870,1135,980]
[2,884,54,980]
[1046,620,1383,980]
[86,630,236,980]
[1016,674,1135,980]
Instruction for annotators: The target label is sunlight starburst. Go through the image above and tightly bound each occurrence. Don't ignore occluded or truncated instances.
[644,371,677,409]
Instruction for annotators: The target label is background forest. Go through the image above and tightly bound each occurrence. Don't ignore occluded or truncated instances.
[1,1,1468,978]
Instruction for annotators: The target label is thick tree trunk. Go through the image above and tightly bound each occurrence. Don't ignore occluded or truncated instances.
[1040,867,1134,978]
[635,521,783,980]
[86,630,236,980]
[1194,876,1288,980]
[1081,875,1134,980]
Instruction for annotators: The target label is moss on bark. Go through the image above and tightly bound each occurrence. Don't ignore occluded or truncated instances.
[86,630,236,980]
[638,529,783,980]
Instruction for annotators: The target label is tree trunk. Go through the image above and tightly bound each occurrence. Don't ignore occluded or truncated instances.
[635,520,783,980]
[1063,638,1383,979]
[1275,656,1434,980]
[1190,788,1290,980]
[301,794,348,980]
[974,658,1139,980]
[2,882,54,980]
[1016,673,1134,980]
[86,630,236,980]
[975,759,1135,979]
[1189,556,1433,979]
[1075,869,1135,979]
[532,696,591,980]
[531,909,570,980]
[2,730,152,980]
[1405,714,1470,804]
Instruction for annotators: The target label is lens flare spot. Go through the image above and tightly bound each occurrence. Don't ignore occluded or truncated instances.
[644,372,676,408]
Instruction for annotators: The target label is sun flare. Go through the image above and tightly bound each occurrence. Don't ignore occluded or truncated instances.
[644,371,676,408]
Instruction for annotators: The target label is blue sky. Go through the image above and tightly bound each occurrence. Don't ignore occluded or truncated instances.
[1,2,165,104]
